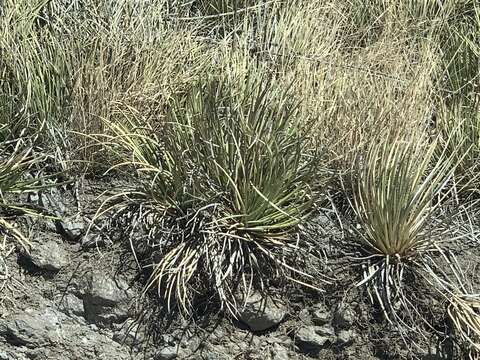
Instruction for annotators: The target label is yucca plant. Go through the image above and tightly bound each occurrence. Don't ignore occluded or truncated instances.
[347,133,458,325]
[95,75,322,315]
[171,78,315,234]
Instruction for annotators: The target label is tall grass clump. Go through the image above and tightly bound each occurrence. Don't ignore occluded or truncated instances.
[95,74,323,315]
[2,0,213,172]
[0,0,72,147]
[346,133,459,327]
[436,100,480,198]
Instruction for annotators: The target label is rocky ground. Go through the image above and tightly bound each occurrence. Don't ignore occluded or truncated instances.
[0,178,472,359]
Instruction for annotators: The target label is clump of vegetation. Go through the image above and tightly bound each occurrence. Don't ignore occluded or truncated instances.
[437,100,480,197]
[95,74,324,315]
[0,129,52,250]
[345,134,459,329]
[448,294,480,359]
[0,128,59,306]
[1,0,479,356]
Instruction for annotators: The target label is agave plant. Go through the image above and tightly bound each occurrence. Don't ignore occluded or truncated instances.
[172,78,314,235]
[96,75,322,315]
[348,133,458,324]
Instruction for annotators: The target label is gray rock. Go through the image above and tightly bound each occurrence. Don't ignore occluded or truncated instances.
[312,304,330,325]
[155,347,177,360]
[60,322,140,360]
[23,240,69,271]
[238,292,286,332]
[39,188,68,215]
[80,271,133,325]
[271,343,290,360]
[266,334,293,346]
[83,271,131,304]
[58,294,84,317]
[113,320,144,349]
[82,298,130,325]
[0,307,66,347]
[298,308,310,322]
[336,329,355,346]
[81,233,108,249]
[295,325,335,353]
[56,217,85,241]
[333,303,355,329]
[317,324,335,337]
[201,351,229,360]
[0,349,29,360]
[0,304,143,360]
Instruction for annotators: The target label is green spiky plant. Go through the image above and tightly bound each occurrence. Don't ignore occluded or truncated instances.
[94,74,323,315]
[347,133,459,328]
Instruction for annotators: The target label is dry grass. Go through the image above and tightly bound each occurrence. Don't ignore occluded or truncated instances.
[448,295,480,359]
[1,0,479,355]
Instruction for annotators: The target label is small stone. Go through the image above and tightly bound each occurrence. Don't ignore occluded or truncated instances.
[23,240,68,271]
[39,188,67,215]
[28,192,40,203]
[0,349,29,360]
[336,329,355,346]
[333,304,355,329]
[58,294,84,316]
[312,304,330,325]
[56,217,85,241]
[80,271,133,325]
[266,334,292,346]
[238,292,286,332]
[155,347,177,360]
[298,308,310,322]
[313,214,332,227]
[317,324,335,337]
[295,325,335,353]
[271,343,290,360]
[201,351,229,360]
[83,272,131,305]
[81,233,107,249]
